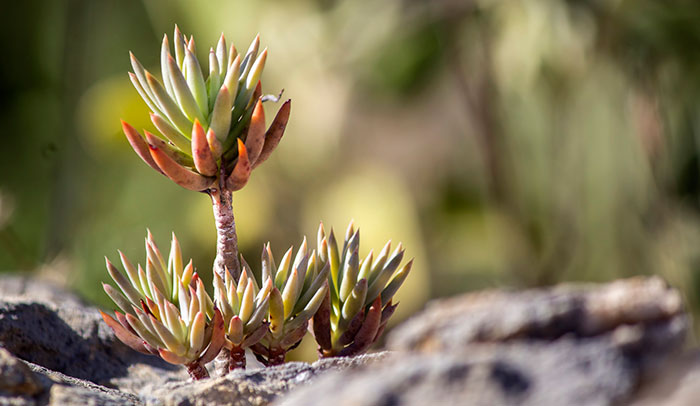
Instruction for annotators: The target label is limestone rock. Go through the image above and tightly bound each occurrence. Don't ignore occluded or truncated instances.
[139,353,388,406]
[388,276,684,353]
[0,276,176,386]
[277,277,689,406]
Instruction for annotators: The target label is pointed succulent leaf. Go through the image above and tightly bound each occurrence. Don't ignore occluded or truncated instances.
[358,250,374,282]
[327,229,341,290]
[245,99,266,164]
[238,35,260,83]
[198,308,226,364]
[252,99,291,169]
[339,250,359,303]
[167,55,205,123]
[189,311,206,351]
[281,268,301,320]
[240,323,268,348]
[274,247,293,289]
[312,289,332,351]
[225,140,251,191]
[149,315,186,356]
[222,54,241,100]
[101,311,150,354]
[216,34,227,74]
[293,262,330,314]
[338,297,381,357]
[279,320,308,349]
[245,295,269,332]
[239,280,255,324]
[191,120,218,176]
[209,85,233,144]
[148,143,214,191]
[103,283,134,315]
[128,72,164,118]
[105,258,143,306]
[206,128,223,159]
[129,52,158,103]
[118,251,142,295]
[144,131,194,167]
[145,72,192,135]
[366,246,405,305]
[227,315,244,345]
[245,47,266,92]
[125,313,162,349]
[149,113,191,152]
[159,348,189,365]
[337,308,365,347]
[184,49,209,116]
[269,287,284,340]
[340,278,368,330]
[160,35,175,96]
[371,241,392,274]
[173,26,186,67]
[380,259,413,306]
[121,121,163,174]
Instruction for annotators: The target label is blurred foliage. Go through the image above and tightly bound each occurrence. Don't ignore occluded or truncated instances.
[3,0,700,363]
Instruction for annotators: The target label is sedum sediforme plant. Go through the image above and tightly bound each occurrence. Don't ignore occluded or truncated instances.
[100,232,225,379]
[311,221,412,357]
[122,26,291,281]
[213,264,272,370]
[249,241,330,365]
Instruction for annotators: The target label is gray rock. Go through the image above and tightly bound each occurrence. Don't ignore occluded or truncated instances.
[388,276,684,352]
[277,277,689,406]
[626,351,700,406]
[277,340,636,406]
[0,276,176,386]
[0,346,140,406]
[139,353,388,406]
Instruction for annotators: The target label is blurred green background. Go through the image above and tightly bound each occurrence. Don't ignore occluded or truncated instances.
[3,0,700,359]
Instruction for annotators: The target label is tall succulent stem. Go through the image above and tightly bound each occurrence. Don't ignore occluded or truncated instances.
[210,186,241,280]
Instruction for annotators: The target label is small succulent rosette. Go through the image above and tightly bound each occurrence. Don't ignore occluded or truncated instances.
[311,222,412,357]
[213,263,272,370]
[250,241,329,365]
[122,26,291,192]
[101,232,224,379]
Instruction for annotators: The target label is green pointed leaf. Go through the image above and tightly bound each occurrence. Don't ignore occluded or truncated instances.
[184,49,209,117]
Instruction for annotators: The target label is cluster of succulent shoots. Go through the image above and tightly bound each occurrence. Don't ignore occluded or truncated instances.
[213,265,271,371]
[102,27,412,380]
[248,240,330,366]
[311,222,412,357]
[122,26,290,193]
[101,232,224,379]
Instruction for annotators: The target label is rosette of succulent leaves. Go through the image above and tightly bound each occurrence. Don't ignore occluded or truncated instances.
[311,221,413,357]
[122,26,291,281]
[101,232,225,379]
[249,240,330,366]
[213,264,272,371]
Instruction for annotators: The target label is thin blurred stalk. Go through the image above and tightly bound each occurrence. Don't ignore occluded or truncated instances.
[44,0,90,263]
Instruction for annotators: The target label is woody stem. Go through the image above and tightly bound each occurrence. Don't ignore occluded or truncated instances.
[210,186,240,281]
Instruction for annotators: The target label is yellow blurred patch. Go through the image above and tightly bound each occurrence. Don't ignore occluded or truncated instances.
[76,74,155,158]
[302,165,430,322]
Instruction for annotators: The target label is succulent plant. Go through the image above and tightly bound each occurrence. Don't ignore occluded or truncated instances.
[213,263,272,370]
[100,232,225,379]
[311,221,412,357]
[122,26,292,281]
[249,240,330,365]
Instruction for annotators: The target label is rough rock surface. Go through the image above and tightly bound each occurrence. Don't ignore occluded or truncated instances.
[139,354,388,406]
[0,276,176,385]
[0,276,388,405]
[1,274,699,406]
[277,277,691,406]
